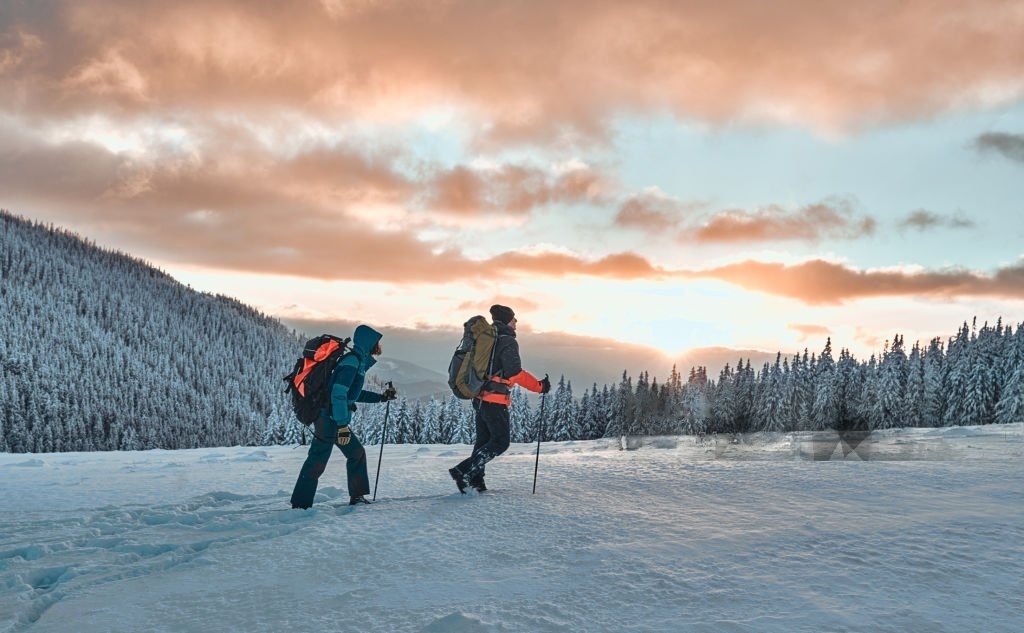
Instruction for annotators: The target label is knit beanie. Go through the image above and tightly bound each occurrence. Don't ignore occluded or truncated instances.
[489,304,515,325]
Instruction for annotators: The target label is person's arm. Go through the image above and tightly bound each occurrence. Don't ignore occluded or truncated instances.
[508,369,544,393]
[498,339,546,393]
[357,382,397,403]
[356,390,384,403]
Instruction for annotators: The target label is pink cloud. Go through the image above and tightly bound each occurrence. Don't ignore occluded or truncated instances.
[2,0,1020,140]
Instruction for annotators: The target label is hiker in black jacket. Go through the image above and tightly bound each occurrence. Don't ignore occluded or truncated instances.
[449,305,550,493]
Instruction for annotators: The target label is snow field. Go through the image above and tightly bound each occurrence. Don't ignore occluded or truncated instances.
[1,425,1022,633]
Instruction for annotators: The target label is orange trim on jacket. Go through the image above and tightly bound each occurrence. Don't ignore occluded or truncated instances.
[476,370,544,406]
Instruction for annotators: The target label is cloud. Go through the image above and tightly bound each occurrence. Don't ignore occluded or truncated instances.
[421,163,607,215]
[457,296,542,321]
[3,0,1022,143]
[613,189,693,231]
[489,251,663,280]
[614,194,876,244]
[688,259,1024,304]
[898,210,975,231]
[789,323,831,339]
[974,132,1024,163]
[686,200,876,243]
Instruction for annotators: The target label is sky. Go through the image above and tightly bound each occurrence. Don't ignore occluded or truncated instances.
[2,425,1022,632]
[2,0,1024,363]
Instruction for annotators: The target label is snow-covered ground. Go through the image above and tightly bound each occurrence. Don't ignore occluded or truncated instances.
[2,425,1023,633]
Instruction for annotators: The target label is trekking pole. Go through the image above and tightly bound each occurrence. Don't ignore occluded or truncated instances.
[372,381,393,501]
[532,388,548,494]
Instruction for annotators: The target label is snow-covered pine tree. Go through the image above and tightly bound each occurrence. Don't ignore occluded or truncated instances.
[874,335,909,430]
[509,388,534,442]
[942,322,973,427]
[389,399,412,444]
[756,354,787,433]
[904,341,926,428]
[421,397,442,444]
[710,363,737,433]
[605,371,631,438]
[811,339,839,431]
[920,337,946,426]
[995,324,1024,424]
[599,384,618,439]
[961,320,999,426]
[549,375,576,441]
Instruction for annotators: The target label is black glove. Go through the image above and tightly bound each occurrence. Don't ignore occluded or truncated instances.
[336,426,351,446]
[539,374,551,394]
[382,385,398,401]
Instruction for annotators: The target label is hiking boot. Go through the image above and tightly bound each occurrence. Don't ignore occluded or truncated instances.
[470,478,487,492]
[448,467,468,494]
[349,495,372,505]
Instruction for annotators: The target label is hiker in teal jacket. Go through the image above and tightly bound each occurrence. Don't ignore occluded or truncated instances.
[290,325,397,509]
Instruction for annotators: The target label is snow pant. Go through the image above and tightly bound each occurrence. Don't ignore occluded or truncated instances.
[290,416,370,509]
[455,400,511,484]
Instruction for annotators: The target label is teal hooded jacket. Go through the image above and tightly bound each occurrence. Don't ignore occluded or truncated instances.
[327,325,385,426]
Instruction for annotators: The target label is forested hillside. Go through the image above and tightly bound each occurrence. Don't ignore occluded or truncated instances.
[0,210,303,452]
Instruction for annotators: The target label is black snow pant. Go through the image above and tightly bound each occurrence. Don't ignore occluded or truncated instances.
[455,400,511,485]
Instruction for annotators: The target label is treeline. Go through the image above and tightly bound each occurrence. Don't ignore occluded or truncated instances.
[2,210,1021,454]
[340,320,1024,445]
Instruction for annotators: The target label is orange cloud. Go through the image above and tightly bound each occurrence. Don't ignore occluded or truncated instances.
[788,323,832,343]
[457,296,542,318]
[613,190,694,231]
[422,163,607,215]
[689,259,1024,304]
[489,251,663,279]
[2,0,1021,141]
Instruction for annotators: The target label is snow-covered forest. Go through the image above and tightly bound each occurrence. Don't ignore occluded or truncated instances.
[2,210,1022,454]
[344,319,1024,446]
[1,211,300,452]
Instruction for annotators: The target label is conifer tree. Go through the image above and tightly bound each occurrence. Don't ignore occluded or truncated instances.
[874,336,909,429]
[756,355,787,432]
[995,325,1024,425]
[921,337,946,426]
[549,376,576,441]
[509,388,534,443]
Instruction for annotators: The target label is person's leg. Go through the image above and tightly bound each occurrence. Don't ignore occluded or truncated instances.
[467,406,492,489]
[338,429,370,499]
[455,401,490,475]
[290,417,336,509]
[461,402,510,484]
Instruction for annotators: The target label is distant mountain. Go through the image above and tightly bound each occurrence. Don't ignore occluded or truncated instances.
[365,357,450,401]
[283,318,781,393]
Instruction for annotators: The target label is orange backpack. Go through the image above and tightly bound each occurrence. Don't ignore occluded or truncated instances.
[283,335,351,424]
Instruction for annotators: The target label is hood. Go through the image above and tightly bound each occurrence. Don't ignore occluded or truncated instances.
[352,324,383,357]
